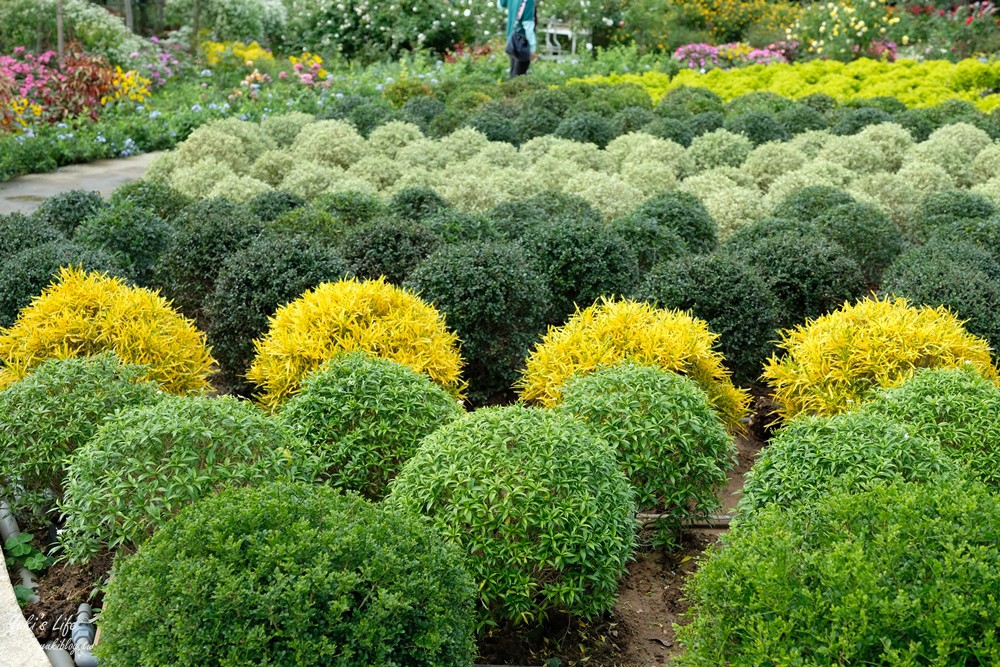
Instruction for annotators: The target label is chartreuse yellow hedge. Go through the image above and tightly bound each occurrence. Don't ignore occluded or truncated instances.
[763,295,1000,421]
[0,267,214,394]
[517,299,749,429]
[572,58,1000,112]
[247,277,465,410]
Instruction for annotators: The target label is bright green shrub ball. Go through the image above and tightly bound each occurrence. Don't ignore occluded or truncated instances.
[630,191,718,254]
[341,219,441,285]
[555,363,734,544]
[73,200,173,286]
[109,179,191,222]
[31,189,106,235]
[636,252,783,386]
[863,367,1000,487]
[280,353,463,499]
[678,480,1000,666]
[554,111,616,148]
[59,396,322,563]
[738,411,962,517]
[405,241,551,403]
[0,353,162,522]
[813,202,904,284]
[388,405,636,627]
[97,482,477,667]
[770,185,857,223]
[0,212,63,261]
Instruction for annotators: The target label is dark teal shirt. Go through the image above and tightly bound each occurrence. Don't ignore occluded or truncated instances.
[498,0,537,52]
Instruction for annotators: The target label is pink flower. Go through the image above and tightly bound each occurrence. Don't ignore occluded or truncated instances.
[278,71,288,79]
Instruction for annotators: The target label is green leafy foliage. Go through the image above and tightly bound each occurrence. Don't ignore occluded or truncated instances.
[554,111,616,148]
[31,189,107,235]
[0,211,63,261]
[59,395,322,563]
[0,353,162,522]
[313,190,388,228]
[388,405,636,627]
[723,112,790,145]
[630,191,718,254]
[246,189,306,222]
[555,363,734,546]
[813,202,903,284]
[97,482,476,667]
[610,212,689,273]
[341,219,441,285]
[108,179,191,222]
[405,241,551,403]
[487,190,601,241]
[678,480,1000,666]
[910,189,999,244]
[73,200,173,286]
[770,185,857,223]
[280,352,463,499]
[388,186,451,222]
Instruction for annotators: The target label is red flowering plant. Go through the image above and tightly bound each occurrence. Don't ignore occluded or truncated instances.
[891,1,1000,59]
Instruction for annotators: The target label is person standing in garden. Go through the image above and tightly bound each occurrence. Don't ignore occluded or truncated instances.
[499,0,536,77]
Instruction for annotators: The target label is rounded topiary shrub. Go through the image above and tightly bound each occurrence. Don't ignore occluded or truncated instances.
[610,212,689,272]
[736,233,866,328]
[31,189,106,235]
[387,405,636,626]
[636,252,783,386]
[206,235,351,394]
[630,191,718,254]
[519,298,749,428]
[466,111,520,145]
[656,86,724,117]
[864,367,1000,488]
[521,219,640,324]
[246,189,305,222]
[738,411,962,517]
[720,216,817,251]
[0,353,162,523]
[0,268,214,394]
[73,201,173,286]
[0,211,63,261]
[97,482,476,667]
[514,107,562,142]
[830,106,893,135]
[247,277,464,409]
[909,189,999,244]
[555,363,735,544]
[677,480,1000,666]
[554,111,616,148]
[313,190,388,228]
[388,186,451,222]
[0,239,122,328]
[266,206,345,246]
[109,179,191,221]
[341,219,441,285]
[881,240,1000,350]
[723,112,790,145]
[762,295,999,420]
[404,241,551,403]
[643,117,694,146]
[487,190,601,240]
[770,185,857,223]
[813,202,904,284]
[280,352,463,499]
[59,395,321,563]
[419,209,499,244]
[612,106,657,136]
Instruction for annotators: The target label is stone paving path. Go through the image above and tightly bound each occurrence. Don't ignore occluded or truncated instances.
[0,152,161,216]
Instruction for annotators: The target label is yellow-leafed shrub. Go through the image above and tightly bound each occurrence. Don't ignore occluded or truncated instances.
[763,295,999,421]
[517,299,749,429]
[247,277,465,409]
[0,268,214,394]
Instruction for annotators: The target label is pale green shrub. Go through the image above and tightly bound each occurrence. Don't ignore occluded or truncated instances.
[896,161,956,194]
[437,128,491,162]
[703,186,766,240]
[850,172,919,229]
[687,129,753,173]
[176,118,275,175]
[972,144,1000,185]
[170,159,235,200]
[787,129,833,158]
[291,120,368,168]
[619,161,679,197]
[367,121,425,159]
[346,155,402,190]
[855,122,914,172]
[816,135,887,174]
[279,162,345,200]
[566,171,645,220]
[250,149,297,187]
[207,174,271,203]
[261,112,314,148]
[744,143,808,190]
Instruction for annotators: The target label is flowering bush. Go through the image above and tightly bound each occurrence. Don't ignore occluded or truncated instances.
[674,42,789,70]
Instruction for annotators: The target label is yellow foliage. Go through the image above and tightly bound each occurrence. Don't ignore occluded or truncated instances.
[763,295,999,421]
[0,267,214,394]
[517,299,749,430]
[247,277,465,410]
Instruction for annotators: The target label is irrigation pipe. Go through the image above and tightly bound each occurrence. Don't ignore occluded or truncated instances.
[0,500,40,604]
[636,513,733,528]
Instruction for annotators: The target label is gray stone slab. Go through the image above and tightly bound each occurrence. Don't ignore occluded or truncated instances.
[0,549,51,667]
[0,152,162,216]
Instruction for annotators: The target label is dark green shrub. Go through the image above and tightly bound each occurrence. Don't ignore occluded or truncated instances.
[770,185,857,223]
[0,353,162,523]
[265,206,344,246]
[246,190,305,222]
[487,191,601,240]
[109,179,191,222]
[642,116,693,146]
[521,88,576,117]
[59,395,321,563]
[687,111,725,137]
[514,107,561,142]
[800,93,838,113]
[206,235,352,394]
[98,482,476,667]
[555,363,735,545]
[388,186,451,222]
[910,190,998,244]
[724,91,794,116]
[427,108,469,138]
[554,111,616,148]
[814,202,904,284]
[736,233,866,327]
[589,83,653,111]
[678,480,1000,665]
[775,103,828,134]
[831,107,893,135]
[341,219,441,284]
[631,191,718,254]
[880,241,1000,349]
[522,219,640,324]
[401,95,446,131]
[636,252,783,385]
[864,367,1000,487]
[0,212,63,261]
[420,208,498,244]
[153,206,263,322]
[845,95,908,114]
[893,107,936,142]
[928,214,1000,261]
[923,99,981,127]
[280,352,463,498]
[466,111,520,144]
[612,106,657,136]
[348,101,398,137]
[313,190,388,228]
[723,112,790,145]
[0,240,121,327]
[405,241,551,403]
[388,405,636,626]
[73,201,172,286]
[31,189,106,235]
[721,217,817,251]
[610,212,688,273]
[656,86,724,117]
[738,411,962,516]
